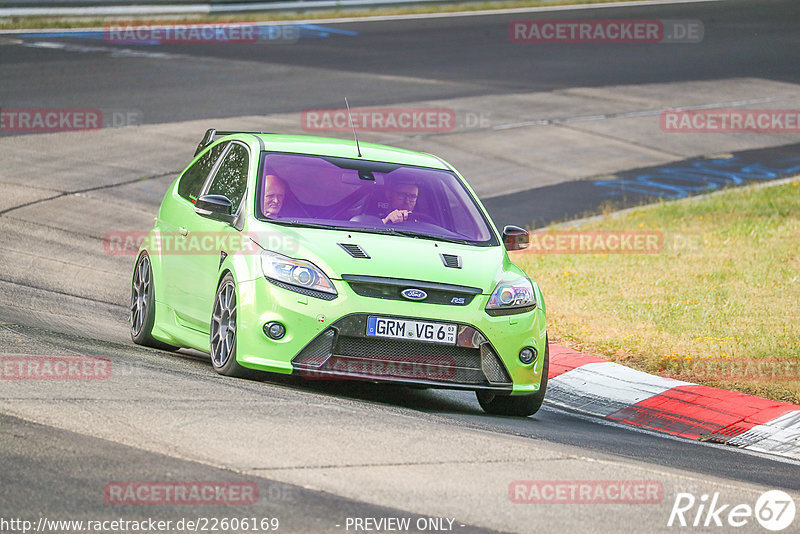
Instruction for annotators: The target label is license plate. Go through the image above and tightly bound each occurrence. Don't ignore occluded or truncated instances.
[366,316,457,345]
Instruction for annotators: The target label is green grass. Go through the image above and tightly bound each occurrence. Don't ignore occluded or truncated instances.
[0,0,645,30]
[513,179,800,404]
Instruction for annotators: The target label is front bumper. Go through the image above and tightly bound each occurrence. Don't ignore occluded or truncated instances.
[291,314,513,391]
[234,275,546,394]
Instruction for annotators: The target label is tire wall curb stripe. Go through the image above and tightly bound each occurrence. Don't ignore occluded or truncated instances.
[547,343,800,461]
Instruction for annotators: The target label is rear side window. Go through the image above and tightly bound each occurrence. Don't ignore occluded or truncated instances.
[205,143,250,213]
[177,142,227,202]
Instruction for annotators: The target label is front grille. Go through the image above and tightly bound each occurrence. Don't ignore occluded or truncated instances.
[321,354,486,384]
[292,314,511,388]
[480,343,510,384]
[342,274,480,306]
[297,329,335,368]
[337,336,480,366]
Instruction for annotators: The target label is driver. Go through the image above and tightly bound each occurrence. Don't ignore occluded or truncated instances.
[378,180,419,224]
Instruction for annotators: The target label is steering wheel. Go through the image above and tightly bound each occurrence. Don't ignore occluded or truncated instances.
[349,214,383,224]
[408,212,437,225]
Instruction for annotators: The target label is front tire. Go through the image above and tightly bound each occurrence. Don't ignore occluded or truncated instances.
[476,338,549,417]
[210,273,255,378]
[130,251,179,351]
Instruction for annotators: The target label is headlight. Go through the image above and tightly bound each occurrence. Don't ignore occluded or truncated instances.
[485,277,536,316]
[260,251,337,297]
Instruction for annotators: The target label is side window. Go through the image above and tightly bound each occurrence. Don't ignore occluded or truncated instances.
[178,142,227,202]
[205,143,250,213]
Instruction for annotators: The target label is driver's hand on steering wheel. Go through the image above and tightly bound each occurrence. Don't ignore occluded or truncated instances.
[382,209,411,224]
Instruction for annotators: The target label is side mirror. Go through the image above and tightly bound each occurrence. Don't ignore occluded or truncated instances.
[195,194,235,224]
[502,225,529,251]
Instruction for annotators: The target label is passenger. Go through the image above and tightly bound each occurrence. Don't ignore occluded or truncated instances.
[378,181,419,224]
[262,174,286,218]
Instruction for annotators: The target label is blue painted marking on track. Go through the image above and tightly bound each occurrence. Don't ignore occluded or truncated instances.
[593,156,800,199]
[295,24,359,38]
[18,31,106,40]
[16,24,357,46]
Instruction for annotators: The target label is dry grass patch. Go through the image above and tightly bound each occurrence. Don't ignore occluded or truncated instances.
[514,179,800,404]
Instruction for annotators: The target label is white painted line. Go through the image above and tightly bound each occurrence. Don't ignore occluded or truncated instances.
[547,360,800,462]
[21,40,179,59]
[543,403,800,466]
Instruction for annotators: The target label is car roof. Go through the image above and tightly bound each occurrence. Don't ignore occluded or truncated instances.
[221,132,452,170]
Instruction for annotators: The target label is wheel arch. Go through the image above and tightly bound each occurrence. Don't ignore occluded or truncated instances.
[136,231,165,300]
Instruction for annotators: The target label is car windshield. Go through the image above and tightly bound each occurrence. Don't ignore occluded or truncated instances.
[257,152,496,245]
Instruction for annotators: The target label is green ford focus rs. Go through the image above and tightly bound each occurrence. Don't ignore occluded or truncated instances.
[130,130,548,416]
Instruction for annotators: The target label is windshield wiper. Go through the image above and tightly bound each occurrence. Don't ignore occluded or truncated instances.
[265,219,473,244]
[265,220,347,231]
[382,229,472,244]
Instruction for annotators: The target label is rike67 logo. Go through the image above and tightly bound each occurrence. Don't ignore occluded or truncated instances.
[668,490,796,531]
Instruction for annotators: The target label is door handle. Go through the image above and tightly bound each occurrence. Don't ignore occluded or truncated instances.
[179,226,189,237]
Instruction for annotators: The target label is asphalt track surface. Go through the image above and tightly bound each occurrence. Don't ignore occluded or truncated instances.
[1,1,800,532]
[0,0,798,123]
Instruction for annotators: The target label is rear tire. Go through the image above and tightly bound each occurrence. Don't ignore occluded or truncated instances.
[476,338,549,417]
[130,251,179,351]
[210,273,256,378]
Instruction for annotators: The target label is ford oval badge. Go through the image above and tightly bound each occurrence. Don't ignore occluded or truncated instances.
[401,288,427,301]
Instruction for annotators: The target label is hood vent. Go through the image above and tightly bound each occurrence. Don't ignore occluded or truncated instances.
[440,253,462,269]
[339,243,370,259]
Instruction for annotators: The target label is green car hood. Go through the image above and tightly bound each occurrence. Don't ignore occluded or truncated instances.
[250,223,506,293]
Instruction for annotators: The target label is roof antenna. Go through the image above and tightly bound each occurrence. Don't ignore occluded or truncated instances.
[344,97,362,157]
